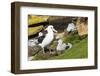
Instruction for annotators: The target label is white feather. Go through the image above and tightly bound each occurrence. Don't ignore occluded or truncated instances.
[56,39,68,51]
[28,39,38,47]
[39,25,57,48]
[67,23,76,32]
[56,39,72,52]
[67,43,72,49]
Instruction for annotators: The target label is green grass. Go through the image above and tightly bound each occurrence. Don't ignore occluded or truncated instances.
[50,38,88,59]
[63,31,80,44]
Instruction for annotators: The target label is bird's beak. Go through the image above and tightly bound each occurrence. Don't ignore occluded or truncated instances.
[52,28,57,33]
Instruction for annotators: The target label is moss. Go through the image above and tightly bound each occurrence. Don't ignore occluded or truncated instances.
[28,25,44,36]
[28,15,49,25]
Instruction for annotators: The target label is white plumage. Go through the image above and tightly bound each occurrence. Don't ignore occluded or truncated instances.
[67,23,76,32]
[67,43,72,49]
[28,39,38,47]
[39,25,57,48]
[56,39,72,52]
[56,39,67,51]
[38,32,43,37]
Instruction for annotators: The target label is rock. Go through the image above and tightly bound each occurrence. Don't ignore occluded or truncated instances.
[28,45,43,57]
[76,17,88,36]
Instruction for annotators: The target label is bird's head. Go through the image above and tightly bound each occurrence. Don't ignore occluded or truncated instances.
[58,39,63,44]
[46,25,57,33]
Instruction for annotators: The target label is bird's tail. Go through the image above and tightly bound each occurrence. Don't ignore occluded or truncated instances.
[68,43,72,49]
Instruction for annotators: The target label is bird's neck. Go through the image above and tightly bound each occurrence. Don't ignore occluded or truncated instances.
[47,29,54,34]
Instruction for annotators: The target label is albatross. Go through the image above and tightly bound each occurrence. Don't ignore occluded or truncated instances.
[39,25,57,54]
[56,39,72,54]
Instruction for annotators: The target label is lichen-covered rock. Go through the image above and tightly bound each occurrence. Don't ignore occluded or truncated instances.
[76,17,88,36]
[28,45,43,57]
[28,25,44,36]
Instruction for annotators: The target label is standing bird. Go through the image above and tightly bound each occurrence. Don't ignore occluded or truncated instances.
[28,38,38,47]
[39,25,57,54]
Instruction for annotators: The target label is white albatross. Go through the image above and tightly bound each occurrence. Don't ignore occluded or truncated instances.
[56,39,72,52]
[67,23,76,32]
[39,25,57,53]
[28,38,38,47]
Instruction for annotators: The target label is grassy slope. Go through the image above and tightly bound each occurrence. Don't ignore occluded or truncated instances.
[50,38,88,59]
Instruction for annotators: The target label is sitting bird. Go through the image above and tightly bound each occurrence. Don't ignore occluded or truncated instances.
[56,39,72,54]
[28,38,38,47]
[67,23,77,33]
